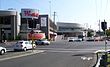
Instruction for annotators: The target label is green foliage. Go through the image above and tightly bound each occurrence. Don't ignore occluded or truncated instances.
[15,35,21,40]
[106,30,110,36]
[8,36,14,40]
[87,32,93,37]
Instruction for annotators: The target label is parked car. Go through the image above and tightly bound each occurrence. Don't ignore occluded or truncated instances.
[68,38,82,42]
[35,39,50,45]
[86,39,94,41]
[13,40,36,51]
[0,46,7,55]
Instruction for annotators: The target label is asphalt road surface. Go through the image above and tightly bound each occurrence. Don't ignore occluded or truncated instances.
[0,40,110,67]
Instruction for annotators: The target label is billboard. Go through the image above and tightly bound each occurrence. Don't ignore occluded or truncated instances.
[21,9,39,19]
[41,17,47,27]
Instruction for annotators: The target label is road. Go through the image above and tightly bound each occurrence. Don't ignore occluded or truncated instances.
[0,40,110,67]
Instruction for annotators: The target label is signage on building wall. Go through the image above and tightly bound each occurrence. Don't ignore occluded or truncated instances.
[21,9,39,19]
[41,17,47,27]
[28,33,45,40]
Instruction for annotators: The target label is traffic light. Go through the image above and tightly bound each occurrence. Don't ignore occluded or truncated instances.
[101,20,107,31]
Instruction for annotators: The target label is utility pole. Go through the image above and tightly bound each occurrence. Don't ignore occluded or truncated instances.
[52,11,56,41]
[99,20,100,32]
[99,20,101,39]
[53,11,56,24]
[49,1,52,19]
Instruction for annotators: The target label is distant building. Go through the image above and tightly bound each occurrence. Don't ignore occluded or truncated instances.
[0,10,20,42]
[57,22,85,39]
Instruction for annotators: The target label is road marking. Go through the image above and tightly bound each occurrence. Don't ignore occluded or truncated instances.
[47,50,94,53]
[0,50,45,61]
[81,56,93,60]
[37,48,98,51]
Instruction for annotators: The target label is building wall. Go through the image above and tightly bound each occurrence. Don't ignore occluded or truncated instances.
[39,15,57,40]
[20,14,57,40]
[57,22,85,38]
[0,10,20,41]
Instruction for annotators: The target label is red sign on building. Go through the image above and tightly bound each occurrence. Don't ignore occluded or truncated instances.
[28,33,45,40]
[21,9,39,19]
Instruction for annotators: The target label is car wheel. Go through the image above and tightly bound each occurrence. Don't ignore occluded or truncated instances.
[0,49,5,55]
[42,42,44,45]
[24,47,27,51]
[35,42,38,45]
[47,43,49,45]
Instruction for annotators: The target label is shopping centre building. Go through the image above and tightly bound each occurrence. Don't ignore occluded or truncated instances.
[0,9,57,42]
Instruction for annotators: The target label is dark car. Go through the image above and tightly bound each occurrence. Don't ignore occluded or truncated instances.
[35,39,50,45]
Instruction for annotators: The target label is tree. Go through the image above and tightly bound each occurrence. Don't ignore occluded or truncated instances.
[87,31,93,37]
[106,29,110,36]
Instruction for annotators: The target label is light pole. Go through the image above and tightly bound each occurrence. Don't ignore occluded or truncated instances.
[53,11,56,41]
[49,1,52,19]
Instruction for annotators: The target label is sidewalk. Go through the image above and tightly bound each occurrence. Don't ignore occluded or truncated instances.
[0,41,17,47]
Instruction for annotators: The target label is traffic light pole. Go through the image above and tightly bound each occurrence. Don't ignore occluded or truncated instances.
[104,30,107,67]
[104,30,107,53]
[101,20,108,67]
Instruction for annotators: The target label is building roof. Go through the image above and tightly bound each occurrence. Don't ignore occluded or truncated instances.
[57,22,83,28]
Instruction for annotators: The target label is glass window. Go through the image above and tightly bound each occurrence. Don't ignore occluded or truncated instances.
[0,16,11,24]
[25,42,28,44]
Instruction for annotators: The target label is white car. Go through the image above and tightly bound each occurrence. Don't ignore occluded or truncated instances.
[13,40,36,51]
[0,46,7,55]
[68,38,82,42]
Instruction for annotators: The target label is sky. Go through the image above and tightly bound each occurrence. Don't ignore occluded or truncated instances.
[0,0,110,31]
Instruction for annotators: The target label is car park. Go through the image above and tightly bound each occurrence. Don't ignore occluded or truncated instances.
[0,46,7,55]
[35,39,50,45]
[13,40,36,51]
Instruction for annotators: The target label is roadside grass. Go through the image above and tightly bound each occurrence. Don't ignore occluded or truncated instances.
[107,54,110,67]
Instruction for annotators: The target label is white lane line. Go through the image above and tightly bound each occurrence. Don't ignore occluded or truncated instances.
[47,50,94,53]
[0,50,45,61]
[81,56,93,60]
[37,48,98,51]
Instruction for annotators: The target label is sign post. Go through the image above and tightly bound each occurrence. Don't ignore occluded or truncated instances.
[30,30,35,52]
